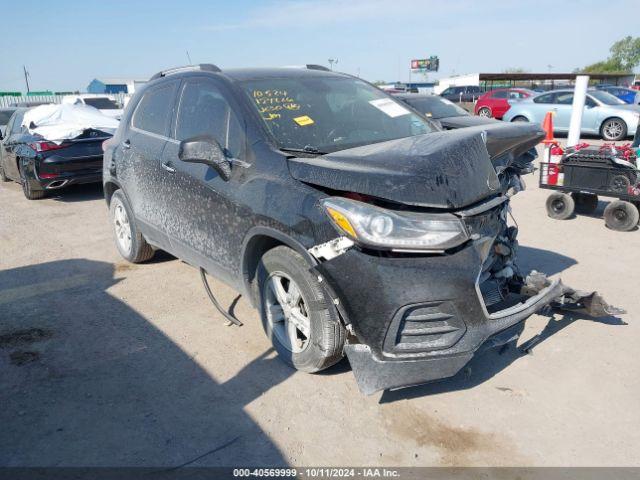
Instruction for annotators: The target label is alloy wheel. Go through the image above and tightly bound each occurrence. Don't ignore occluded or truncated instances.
[113,200,132,255]
[603,120,624,140]
[264,272,310,353]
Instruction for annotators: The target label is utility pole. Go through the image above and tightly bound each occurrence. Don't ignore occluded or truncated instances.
[23,65,30,93]
[328,58,338,71]
[186,50,193,64]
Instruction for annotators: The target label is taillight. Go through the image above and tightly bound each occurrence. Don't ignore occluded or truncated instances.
[28,141,68,153]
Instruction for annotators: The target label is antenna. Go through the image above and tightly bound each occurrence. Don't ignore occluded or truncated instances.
[23,65,30,93]
[328,58,338,71]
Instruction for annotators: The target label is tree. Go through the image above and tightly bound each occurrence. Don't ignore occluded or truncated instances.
[503,67,529,74]
[609,36,640,71]
[581,36,640,73]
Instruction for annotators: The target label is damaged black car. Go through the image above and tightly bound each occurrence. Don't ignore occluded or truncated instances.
[103,64,621,395]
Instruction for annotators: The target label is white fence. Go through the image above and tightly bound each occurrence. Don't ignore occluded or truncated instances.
[0,92,128,109]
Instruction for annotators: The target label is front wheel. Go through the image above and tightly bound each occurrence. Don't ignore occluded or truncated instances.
[546,192,575,220]
[600,118,627,141]
[109,190,155,263]
[256,246,346,372]
[604,200,639,231]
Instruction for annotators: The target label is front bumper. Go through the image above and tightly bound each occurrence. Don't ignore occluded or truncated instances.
[316,242,565,395]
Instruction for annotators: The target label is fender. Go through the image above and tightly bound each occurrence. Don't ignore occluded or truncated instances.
[240,226,318,302]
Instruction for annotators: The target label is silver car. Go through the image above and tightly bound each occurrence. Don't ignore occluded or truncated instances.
[502,89,640,141]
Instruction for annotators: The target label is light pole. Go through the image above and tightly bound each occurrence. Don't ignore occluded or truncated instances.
[328,58,338,71]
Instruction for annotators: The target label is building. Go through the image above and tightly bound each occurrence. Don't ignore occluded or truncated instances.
[434,72,636,94]
[87,78,147,95]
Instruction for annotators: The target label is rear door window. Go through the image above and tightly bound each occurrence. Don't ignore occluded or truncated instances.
[491,91,508,99]
[175,79,245,158]
[555,92,573,105]
[533,93,556,104]
[132,82,178,136]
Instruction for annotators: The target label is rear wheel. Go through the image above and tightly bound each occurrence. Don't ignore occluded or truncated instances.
[0,161,9,182]
[19,162,45,200]
[477,107,492,118]
[600,118,627,141]
[604,200,639,231]
[109,189,155,263]
[511,116,529,123]
[572,192,598,214]
[546,192,575,220]
[256,245,346,372]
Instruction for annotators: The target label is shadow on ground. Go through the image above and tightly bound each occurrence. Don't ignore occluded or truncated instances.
[0,259,291,467]
[49,183,104,203]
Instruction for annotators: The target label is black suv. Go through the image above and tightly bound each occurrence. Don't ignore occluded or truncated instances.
[103,64,582,394]
[439,85,482,103]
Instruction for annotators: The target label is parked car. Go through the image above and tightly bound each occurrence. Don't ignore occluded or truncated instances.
[439,85,482,103]
[0,107,16,137]
[502,89,640,141]
[595,86,639,104]
[396,93,501,128]
[62,94,123,119]
[101,63,616,394]
[474,88,535,119]
[0,107,113,199]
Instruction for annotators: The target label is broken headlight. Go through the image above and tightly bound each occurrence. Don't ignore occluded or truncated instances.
[321,197,469,251]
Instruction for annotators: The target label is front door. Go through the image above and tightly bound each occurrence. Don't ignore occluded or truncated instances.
[159,77,247,281]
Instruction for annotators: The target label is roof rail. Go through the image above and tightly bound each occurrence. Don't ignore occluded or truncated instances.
[150,64,221,81]
[305,64,330,72]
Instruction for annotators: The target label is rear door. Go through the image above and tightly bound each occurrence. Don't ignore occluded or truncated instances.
[0,110,26,180]
[119,80,179,248]
[159,76,247,280]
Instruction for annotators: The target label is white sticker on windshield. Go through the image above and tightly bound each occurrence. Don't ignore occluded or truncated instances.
[369,98,410,118]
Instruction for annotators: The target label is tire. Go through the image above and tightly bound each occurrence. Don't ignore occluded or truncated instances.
[255,245,346,373]
[546,192,575,220]
[19,162,45,200]
[600,117,627,141]
[0,161,9,182]
[477,107,492,118]
[572,192,598,214]
[604,200,639,232]
[610,174,631,193]
[109,189,155,263]
[511,116,529,123]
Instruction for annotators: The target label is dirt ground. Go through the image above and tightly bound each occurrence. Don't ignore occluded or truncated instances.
[1,145,639,468]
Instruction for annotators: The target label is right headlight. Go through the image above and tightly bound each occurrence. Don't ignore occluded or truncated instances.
[321,197,469,252]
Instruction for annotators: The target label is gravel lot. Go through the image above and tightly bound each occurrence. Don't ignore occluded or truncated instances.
[1,145,638,467]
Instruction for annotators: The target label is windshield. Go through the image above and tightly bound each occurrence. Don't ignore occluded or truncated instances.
[84,98,120,109]
[241,76,434,153]
[589,90,625,105]
[401,96,468,119]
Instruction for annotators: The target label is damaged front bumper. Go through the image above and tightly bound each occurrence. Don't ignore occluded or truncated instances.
[314,233,622,395]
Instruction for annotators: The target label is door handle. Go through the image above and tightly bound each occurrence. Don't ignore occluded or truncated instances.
[122,139,131,149]
[161,161,176,174]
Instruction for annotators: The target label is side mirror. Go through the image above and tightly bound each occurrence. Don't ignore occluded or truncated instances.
[178,135,231,181]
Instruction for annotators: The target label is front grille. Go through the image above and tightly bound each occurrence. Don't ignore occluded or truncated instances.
[384,301,466,354]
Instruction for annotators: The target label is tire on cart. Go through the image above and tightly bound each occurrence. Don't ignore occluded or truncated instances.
[603,200,639,232]
[571,192,599,214]
[546,192,575,220]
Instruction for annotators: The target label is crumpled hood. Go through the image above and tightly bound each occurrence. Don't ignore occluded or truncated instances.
[288,126,541,209]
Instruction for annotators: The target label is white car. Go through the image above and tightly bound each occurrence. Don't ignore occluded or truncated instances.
[61,95,123,119]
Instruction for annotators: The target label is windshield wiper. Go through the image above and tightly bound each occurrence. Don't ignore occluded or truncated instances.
[279,145,327,155]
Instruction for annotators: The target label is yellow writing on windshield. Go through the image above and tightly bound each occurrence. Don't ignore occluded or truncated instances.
[252,89,300,120]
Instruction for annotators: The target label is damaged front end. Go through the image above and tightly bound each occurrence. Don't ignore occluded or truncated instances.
[301,128,623,395]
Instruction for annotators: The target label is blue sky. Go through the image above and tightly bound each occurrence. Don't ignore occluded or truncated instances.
[2,0,638,92]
